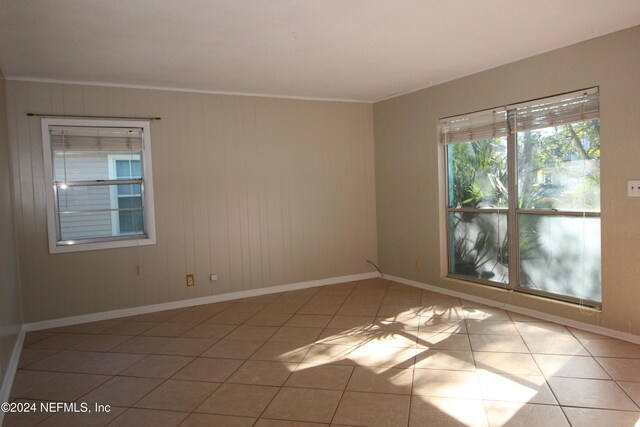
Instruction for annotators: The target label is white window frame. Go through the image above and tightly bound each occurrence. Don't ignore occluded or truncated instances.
[438,88,601,308]
[107,154,144,236]
[42,118,156,254]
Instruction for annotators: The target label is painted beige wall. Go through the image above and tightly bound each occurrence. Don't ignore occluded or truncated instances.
[0,73,23,389]
[374,26,640,334]
[6,82,377,322]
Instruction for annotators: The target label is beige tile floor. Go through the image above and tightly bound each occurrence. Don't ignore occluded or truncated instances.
[6,278,640,427]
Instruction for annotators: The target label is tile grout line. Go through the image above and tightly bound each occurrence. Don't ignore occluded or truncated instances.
[30,300,256,424]
[238,283,339,424]
[515,314,574,426]
[187,295,303,424]
[376,278,413,427]
[465,313,490,426]
[522,325,640,412]
[130,294,297,425]
[590,356,640,412]
[325,278,379,426]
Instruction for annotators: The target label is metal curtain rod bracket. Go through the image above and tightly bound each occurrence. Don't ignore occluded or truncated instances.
[26,113,161,121]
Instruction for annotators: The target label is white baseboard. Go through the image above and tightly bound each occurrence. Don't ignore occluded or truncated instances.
[0,327,25,426]
[385,274,640,346]
[23,271,381,332]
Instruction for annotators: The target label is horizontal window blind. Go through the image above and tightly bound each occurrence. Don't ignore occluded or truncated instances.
[508,89,599,132]
[439,109,508,145]
[50,126,143,153]
[439,88,598,145]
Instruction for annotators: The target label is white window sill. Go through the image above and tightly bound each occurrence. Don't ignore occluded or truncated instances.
[49,236,156,254]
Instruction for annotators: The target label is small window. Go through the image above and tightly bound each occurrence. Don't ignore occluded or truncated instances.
[42,119,156,253]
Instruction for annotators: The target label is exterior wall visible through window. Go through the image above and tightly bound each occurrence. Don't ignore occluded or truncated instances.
[41,119,156,254]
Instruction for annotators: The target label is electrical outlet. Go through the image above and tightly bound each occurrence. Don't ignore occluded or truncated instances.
[628,180,640,197]
[186,274,195,287]
[210,274,218,281]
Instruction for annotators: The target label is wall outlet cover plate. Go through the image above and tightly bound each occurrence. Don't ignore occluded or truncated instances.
[628,180,640,197]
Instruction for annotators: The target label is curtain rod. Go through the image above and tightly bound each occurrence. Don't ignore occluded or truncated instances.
[27,113,161,121]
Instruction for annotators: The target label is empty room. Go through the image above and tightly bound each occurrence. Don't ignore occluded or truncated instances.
[1,1,640,426]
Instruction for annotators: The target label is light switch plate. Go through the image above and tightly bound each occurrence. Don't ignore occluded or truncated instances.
[628,180,640,197]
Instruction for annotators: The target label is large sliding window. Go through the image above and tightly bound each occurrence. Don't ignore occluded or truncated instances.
[441,89,601,307]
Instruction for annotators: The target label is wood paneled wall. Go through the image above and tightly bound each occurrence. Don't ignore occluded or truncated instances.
[6,82,377,322]
[0,74,23,388]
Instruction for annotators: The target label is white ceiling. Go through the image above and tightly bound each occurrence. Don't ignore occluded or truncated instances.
[1,0,639,102]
